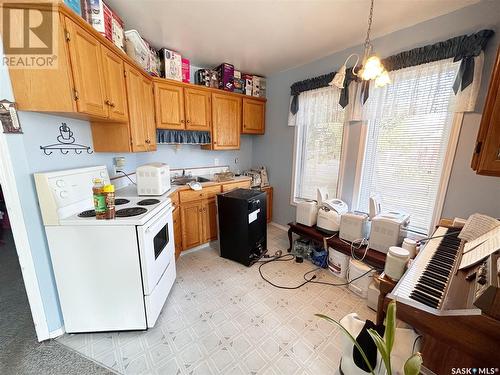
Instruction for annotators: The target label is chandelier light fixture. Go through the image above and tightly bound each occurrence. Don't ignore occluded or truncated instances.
[330,0,390,89]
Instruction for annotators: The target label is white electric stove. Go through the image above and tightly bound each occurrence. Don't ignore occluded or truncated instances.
[34,166,176,333]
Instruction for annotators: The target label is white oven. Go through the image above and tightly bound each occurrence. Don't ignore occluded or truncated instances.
[137,204,175,295]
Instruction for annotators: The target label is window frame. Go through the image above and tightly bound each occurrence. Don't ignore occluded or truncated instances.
[351,113,464,234]
[290,113,348,206]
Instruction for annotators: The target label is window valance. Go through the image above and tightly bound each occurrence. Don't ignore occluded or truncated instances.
[157,130,211,145]
[289,29,494,116]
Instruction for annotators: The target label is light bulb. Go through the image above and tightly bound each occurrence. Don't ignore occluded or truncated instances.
[361,55,384,80]
[375,70,391,87]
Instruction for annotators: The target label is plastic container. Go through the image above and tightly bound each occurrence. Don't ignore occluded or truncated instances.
[402,238,417,258]
[347,259,375,298]
[367,277,380,311]
[92,178,106,220]
[328,248,349,279]
[124,30,150,71]
[384,246,410,281]
[103,184,115,220]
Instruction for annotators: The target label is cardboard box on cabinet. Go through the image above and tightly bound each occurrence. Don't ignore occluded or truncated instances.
[182,58,190,83]
[243,73,253,96]
[159,48,182,81]
[233,70,245,94]
[216,63,234,92]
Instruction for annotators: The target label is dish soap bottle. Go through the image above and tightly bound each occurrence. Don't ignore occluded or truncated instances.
[103,184,115,220]
[92,178,106,220]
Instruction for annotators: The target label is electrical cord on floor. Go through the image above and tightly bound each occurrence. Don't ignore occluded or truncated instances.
[258,254,317,289]
[258,252,384,290]
[116,170,136,185]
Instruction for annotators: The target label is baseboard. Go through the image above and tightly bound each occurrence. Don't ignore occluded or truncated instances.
[48,326,65,339]
[180,243,212,256]
[269,222,288,232]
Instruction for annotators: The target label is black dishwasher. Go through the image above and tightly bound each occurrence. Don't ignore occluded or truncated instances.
[217,188,267,266]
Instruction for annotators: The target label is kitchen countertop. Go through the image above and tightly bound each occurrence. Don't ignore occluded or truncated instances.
[166,176,252,196]
[116,176,252,200]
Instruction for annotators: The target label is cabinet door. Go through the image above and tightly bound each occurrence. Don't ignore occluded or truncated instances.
[154,82,185,129]
[8,13,75,112]
[180,201,203,250]
[211,93,241,150]
[142,78,157,151]
[472,46,500,176]
[184,87,211,131]
[242,98,266,134]
[101,47,128,122]
[203,198,218,242]
[124,64,148,152]
[65,18,107,118]
[173,207,182,259]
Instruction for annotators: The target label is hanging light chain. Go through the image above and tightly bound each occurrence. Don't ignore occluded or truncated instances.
[364,0,375,55]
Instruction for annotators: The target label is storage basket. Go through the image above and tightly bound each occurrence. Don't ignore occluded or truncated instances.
[124,30,150,71]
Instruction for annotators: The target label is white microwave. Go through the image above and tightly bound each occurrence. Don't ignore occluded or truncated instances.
[136,163,171,196]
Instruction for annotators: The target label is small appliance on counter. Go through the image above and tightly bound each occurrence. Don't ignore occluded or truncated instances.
[369,211,410,253]
[339,212,371,242]
[317,198,348,234]
[296,200,318,227]
[136,163,170,196]
[217,188,267,266]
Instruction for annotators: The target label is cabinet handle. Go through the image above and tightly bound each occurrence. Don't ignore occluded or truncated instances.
[105,99,111,106]
[203,208,206,212]
[199,209,202,213]
[110,102,116,108]
[186,120,190,124]
[180,119,185,123]
[145,139,151,144]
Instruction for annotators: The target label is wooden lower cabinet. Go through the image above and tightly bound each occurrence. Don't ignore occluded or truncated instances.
[203,198,218,242]
[179,197,219,251]
[180,201,204,250]
[262,186,273,223]
[173,206,182,260]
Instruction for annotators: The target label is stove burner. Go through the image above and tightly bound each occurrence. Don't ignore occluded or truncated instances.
[78,209,96,218]
[115,207,148,217]
[137,199,160,206]
[115,198,130,206]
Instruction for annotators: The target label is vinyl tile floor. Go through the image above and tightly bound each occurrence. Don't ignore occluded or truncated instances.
[57,225,376,375]
[0,230,113,375]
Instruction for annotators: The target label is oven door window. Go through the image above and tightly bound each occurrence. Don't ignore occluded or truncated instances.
[153,223,169,259]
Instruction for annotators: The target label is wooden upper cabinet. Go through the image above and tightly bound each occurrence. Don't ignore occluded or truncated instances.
[242,98,266,134]
[154,82,185,129]
[5,12,75,113]
[65,17,107,118]
[184,87,211,131]
[124,64,148,152]
[101,47,128,122]
[209,93,241,150]
[472,46,500,176]
[142,78,157,151]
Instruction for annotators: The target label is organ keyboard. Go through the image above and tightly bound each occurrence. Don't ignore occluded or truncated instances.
[391,226,481,315]
[386,225,500,374]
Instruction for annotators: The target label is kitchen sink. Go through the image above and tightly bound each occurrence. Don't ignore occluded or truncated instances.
[171,176,212,185]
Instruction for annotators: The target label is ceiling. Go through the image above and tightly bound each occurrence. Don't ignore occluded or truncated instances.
[106,0,479,76]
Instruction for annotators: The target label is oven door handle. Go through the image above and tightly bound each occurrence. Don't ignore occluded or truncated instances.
[145,206,173,233]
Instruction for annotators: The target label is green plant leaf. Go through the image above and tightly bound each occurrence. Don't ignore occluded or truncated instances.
[404,352,423,375]
[385,300,396,355]
[368,328,392,375]
[315,314,375,375]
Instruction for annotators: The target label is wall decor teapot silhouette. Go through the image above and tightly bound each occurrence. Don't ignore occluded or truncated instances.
[40,123,93,155]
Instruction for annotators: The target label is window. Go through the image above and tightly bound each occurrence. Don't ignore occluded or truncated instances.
[292,86,346,201]
[356,59,460,234]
